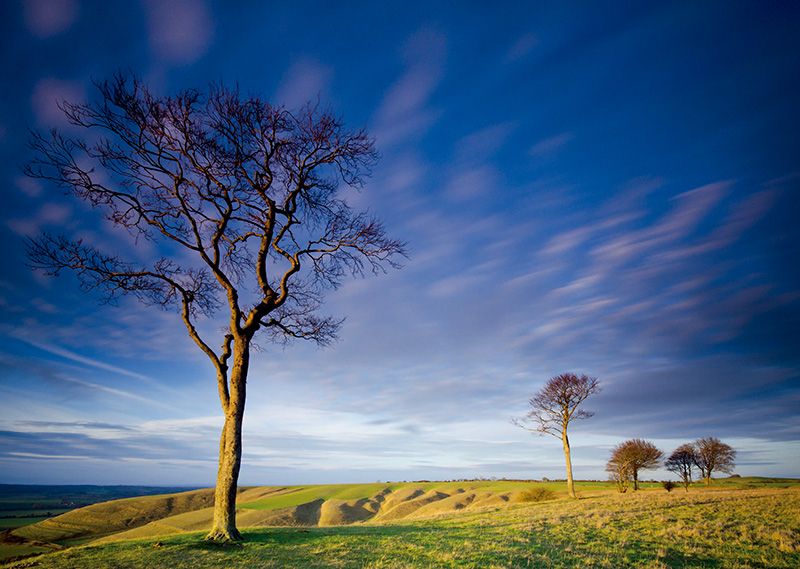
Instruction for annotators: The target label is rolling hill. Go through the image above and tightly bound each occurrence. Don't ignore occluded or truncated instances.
[2,478,799,567]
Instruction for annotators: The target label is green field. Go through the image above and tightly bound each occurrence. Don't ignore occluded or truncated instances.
[1,478,798,568]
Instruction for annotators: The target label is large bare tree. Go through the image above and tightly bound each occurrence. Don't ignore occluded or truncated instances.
[25,76,405,541]
[513,372,599,498]
[607,439,663,491]
[693,437,736,484]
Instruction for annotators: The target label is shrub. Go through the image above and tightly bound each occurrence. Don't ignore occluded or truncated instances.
[519,487,555,502]
[662,481,676,492]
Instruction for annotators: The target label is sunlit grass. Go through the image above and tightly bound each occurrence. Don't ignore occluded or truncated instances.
[4,483,798,568]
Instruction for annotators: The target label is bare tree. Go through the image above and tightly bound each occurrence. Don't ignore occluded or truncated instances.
[607,439,663,490]
[513,372,600,498]
[693,437,736,484]
[25,76,405,541]
[665,444,696,492]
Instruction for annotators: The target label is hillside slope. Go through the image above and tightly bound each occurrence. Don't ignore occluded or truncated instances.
[3,484,799,568]
[11,487,220,544]
[3,478,797,565]
[94,481,536,542]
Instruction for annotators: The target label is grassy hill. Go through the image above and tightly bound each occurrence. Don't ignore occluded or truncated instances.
[10,487,217,545]
[0,485,200,532]
[1,478,799,567]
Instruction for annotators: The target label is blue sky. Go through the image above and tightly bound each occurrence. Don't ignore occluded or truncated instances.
[0,0,799,485]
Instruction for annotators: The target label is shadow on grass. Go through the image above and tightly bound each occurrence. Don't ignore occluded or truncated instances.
[599,540,724,569]
[184,524,445,551]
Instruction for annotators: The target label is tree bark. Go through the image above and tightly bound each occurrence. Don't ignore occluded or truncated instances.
[206,341,249,542]
[562,430,577,499]
[633,469,639,491]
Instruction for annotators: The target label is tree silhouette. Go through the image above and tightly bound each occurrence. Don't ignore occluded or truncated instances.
[665,444,697,491]
[607,439,663,490]
[25,76,405,541]
[693,437,736,484]
[513,372,599,498]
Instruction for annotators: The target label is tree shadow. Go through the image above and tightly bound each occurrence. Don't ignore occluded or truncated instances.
[184,524,445,551]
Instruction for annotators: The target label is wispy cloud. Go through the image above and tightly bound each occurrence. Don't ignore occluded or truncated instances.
[30,78,84,127]
[7,202,72,237]
[24,0,78,38]
[505,32,538,62]
[2,2,799,484]
[529,132,573,158]
[372,28,446,146]
[10,334,156,384]
[14,176,43,198]
[274,58,333,109]
[55,374,174,410]
[144,0,213,64]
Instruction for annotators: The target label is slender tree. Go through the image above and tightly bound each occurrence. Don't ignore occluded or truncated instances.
[693,437,736,484]
[513,372,600,498]
[25,76,405,541]
[665,444,696,492]
[608,439,663,490]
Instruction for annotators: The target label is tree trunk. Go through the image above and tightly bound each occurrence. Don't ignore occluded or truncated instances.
[206,342,249,542]
[562,431,577,499]
[633,469,639,491]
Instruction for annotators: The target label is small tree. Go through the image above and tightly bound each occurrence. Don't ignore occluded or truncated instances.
[606,454,632,493]
[693,437,736,484]
[513,373,600,498]
[608,439,663,490]
[665,444,696,492]
[662,480,676,492]
[25,76,405,541]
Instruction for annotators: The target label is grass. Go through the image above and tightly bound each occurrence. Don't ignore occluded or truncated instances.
[2,481,798,568]
[9,487,216,546]
[0,485,200,539]
[240,483,400,511]
[0,518,48,530]
[0,545,52,562]
[237,480,631,513]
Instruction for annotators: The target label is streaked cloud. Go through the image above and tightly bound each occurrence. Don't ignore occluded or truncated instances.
[529,132,573,158]
[274,58,333,109]
[0,1,798,484]
[24,0,78,38]
[373,28,446,146]
[7,202,72,237]
[505,32,538,62]
[30,78,84,127]
[144,0,213,64]
[10,334,157,383]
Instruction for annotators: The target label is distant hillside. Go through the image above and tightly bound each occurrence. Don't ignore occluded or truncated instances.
[0,485,201,505]
[0,485,201,561]
[0,484,201,520]
[11,487,218,544]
